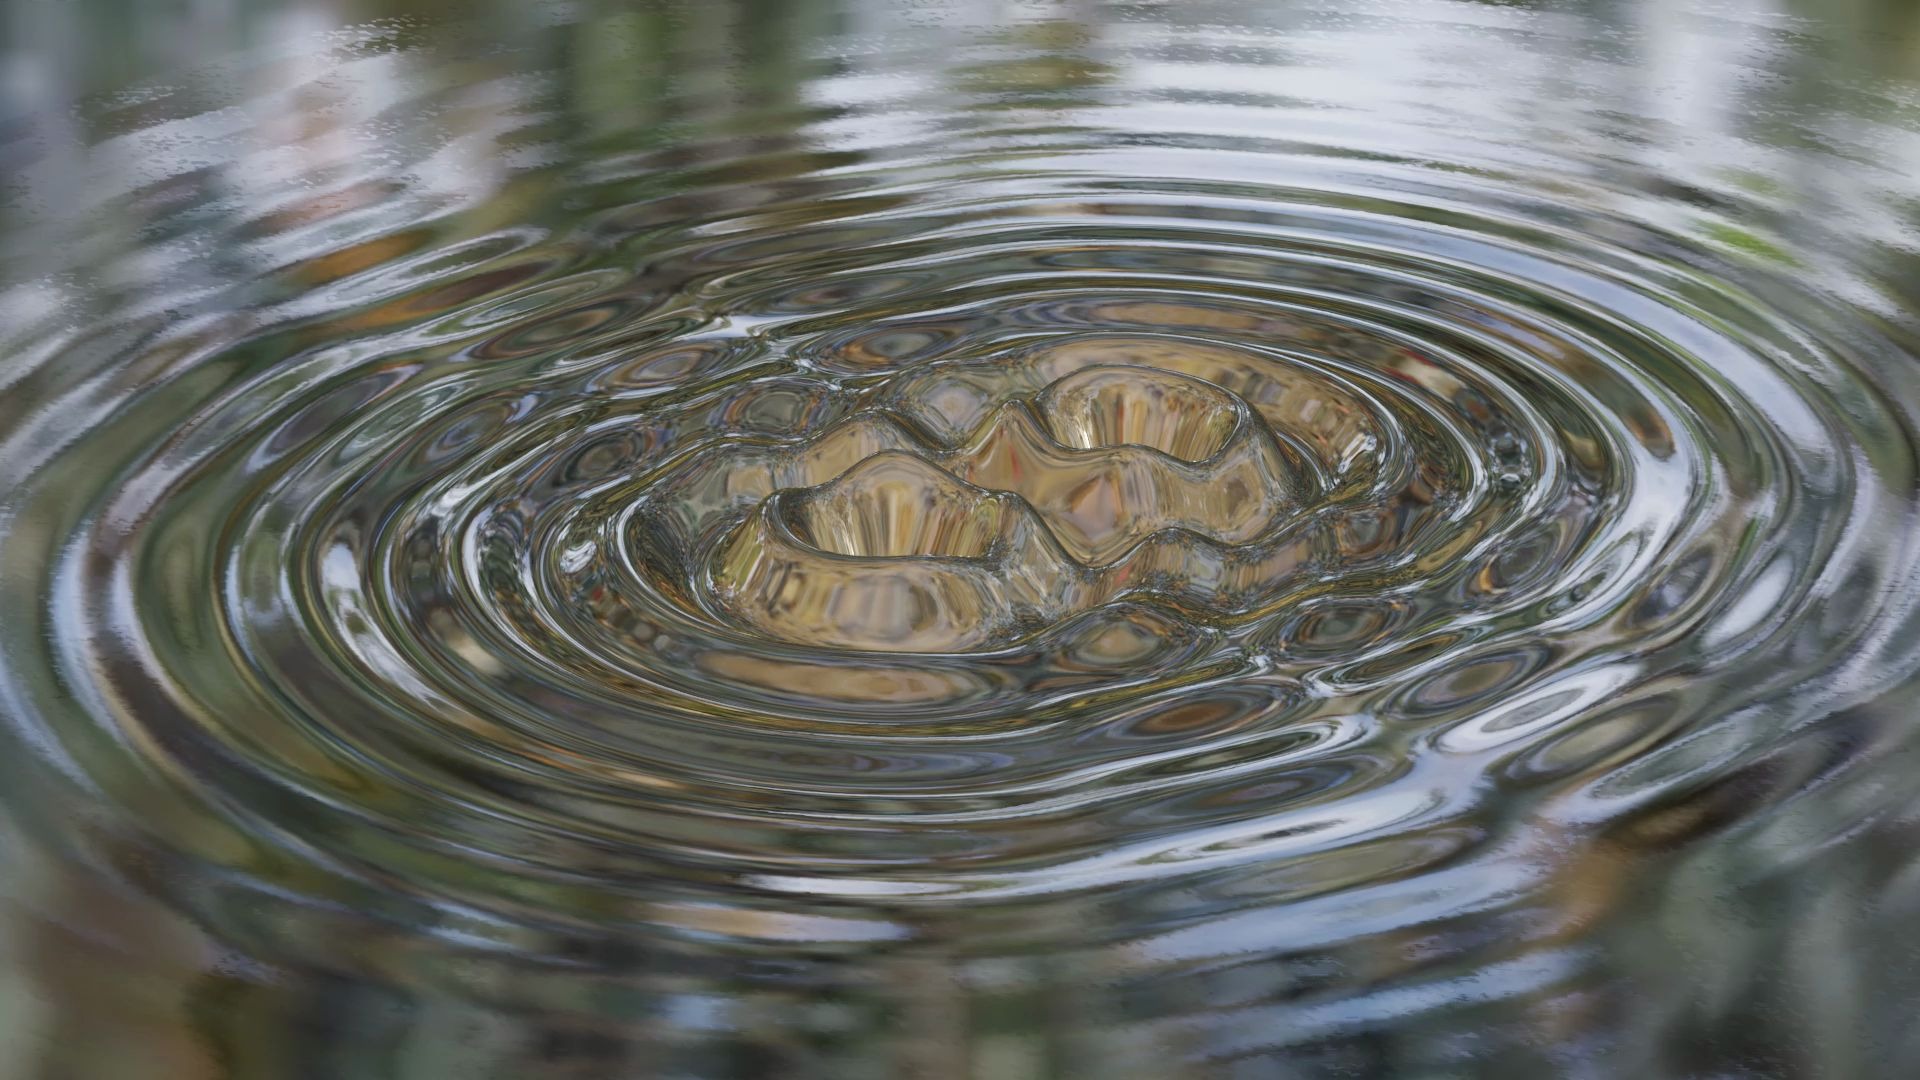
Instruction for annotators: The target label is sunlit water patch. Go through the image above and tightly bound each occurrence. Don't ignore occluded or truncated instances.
[7,0,1920,1076]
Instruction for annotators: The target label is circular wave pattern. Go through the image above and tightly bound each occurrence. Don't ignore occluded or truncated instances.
[6,2,1920,1074]
[22,182,1910,904]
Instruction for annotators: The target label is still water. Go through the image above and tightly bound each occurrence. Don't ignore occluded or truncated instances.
[7,0,1920,1075]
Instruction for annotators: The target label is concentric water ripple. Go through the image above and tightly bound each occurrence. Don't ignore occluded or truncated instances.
[8,0,1920,1075]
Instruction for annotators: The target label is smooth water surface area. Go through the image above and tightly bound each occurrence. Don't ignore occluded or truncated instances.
[8,0,1920,1076]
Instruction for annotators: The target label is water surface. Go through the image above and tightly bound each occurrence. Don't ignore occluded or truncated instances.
[7,0,1920,1076]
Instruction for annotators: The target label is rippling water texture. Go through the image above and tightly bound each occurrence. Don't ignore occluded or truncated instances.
[9,1,1920,1076]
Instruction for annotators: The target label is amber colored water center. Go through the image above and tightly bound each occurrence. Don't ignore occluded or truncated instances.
[706,363,1307,651]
